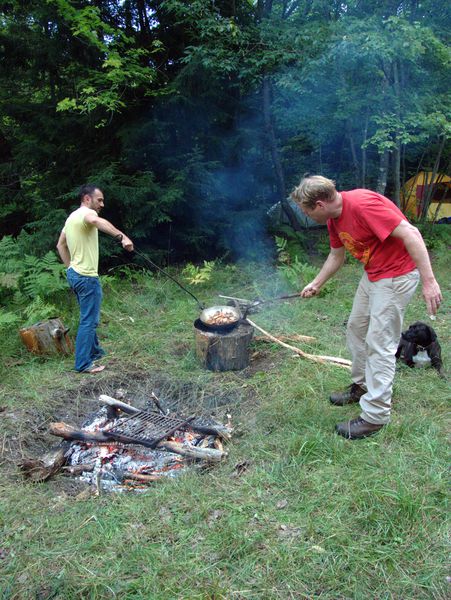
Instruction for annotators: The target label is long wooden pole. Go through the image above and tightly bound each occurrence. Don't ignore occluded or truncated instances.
[245,319,351,369]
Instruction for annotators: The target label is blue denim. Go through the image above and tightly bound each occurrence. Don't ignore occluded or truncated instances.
[66,268,105,372]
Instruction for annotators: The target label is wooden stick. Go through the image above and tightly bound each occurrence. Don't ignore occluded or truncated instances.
[149,392,167,415]
[245,319,351,369]
[254,333,316,343]
[98,394,140,415]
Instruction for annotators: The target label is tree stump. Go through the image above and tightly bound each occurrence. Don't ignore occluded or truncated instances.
[19,318,73,355]
[194,319,254,371]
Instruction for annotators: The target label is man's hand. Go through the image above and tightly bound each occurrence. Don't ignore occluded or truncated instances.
[422,279,442,316]
[300,282,321,298]
[121,235,134,252]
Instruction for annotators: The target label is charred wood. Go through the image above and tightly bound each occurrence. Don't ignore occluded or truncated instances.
[19,441,70,482]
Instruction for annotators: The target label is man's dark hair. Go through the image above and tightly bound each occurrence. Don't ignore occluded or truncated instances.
[78,184,101,202]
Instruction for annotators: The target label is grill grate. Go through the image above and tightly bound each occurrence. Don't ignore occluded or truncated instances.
[105,411,195,449]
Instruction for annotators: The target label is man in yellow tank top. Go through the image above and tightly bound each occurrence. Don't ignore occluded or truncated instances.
[57,184,133,373]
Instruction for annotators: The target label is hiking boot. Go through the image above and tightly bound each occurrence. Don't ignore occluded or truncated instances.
[329,383,366,406]
[335,417,384,440]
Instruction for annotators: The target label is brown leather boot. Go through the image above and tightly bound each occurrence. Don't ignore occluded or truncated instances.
[335,417,384,440]
[329,383,366,406]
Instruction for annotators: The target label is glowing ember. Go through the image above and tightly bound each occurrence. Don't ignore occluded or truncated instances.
[64,407,230,494]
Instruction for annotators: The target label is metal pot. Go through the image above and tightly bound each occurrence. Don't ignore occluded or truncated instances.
[199,305,242,331]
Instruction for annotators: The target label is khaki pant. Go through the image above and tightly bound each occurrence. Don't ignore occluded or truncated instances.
[346,270,420,424]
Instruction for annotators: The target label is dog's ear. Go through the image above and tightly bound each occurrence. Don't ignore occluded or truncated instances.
[428,326,437,342]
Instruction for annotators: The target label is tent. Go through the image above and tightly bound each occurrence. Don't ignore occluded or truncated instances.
[401,171,451,220]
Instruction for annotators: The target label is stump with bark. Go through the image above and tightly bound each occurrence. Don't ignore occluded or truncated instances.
[194,319,254,371]
[19,318,73,355]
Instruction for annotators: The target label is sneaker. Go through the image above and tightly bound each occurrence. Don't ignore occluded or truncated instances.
[330,383,366,406]
[335,417,384,440]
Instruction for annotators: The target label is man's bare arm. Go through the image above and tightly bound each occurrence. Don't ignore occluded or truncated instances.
[301,246,346,297]
[84,212,134,251]
[390,220,442,315]
[56,231,71,267]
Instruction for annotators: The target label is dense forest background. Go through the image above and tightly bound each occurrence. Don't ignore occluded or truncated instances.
[1,0,450,263]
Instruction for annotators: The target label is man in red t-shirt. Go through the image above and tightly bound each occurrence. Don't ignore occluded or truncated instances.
[290,175,442,439]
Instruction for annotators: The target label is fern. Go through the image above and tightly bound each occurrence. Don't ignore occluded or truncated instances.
[23,296,59,326]
[0,236,23,273]
[278,256,335,295]
[0,308,20,330]
[22,252,67,298]
[182,260,216,285]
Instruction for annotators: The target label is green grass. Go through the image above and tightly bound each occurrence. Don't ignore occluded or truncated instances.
[0,257,449,599]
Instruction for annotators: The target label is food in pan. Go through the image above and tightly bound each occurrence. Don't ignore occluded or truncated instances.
[204,309,238,325]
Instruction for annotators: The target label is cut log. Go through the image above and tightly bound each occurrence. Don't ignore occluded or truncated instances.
[98,394,139,415]
[194,319,254,371]
[49,422,227,461]
[62,463,96,476]
[49,422,110,443]
[189,423,232,440]
[19,318,73,355]
[246,319,351,369]
[19,441,70,482]
[157,440,226,462]
[125,472,163,483]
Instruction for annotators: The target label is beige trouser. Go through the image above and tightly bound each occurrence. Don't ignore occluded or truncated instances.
[346,270,420,425]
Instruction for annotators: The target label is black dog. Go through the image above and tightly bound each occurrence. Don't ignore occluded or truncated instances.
[396,321,445,378]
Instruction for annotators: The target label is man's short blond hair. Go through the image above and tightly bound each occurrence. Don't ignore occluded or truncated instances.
[290,175,337,209]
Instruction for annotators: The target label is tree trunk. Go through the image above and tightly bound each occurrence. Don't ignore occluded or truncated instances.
[392,60,401,206]
[376,150,389,194]
[361,113,368,188]
[393,142,401,206]
[347,121,360,187]
[262,76,286,202]
[421,135,446,220]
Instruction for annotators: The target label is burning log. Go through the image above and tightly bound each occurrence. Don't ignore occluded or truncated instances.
[245,319,351,369]
[49,422,227,462]
[125,472,163,483]
[19,442,70,482]
[62,463,96,476]
[49,422,110,443]
[156,440,226,462]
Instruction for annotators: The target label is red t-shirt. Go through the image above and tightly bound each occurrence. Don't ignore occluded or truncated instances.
[327,189,416,281]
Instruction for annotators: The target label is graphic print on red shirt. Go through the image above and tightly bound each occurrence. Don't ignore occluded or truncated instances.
[327,189,416,281]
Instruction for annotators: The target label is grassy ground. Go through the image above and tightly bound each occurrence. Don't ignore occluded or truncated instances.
[0,255,449,599]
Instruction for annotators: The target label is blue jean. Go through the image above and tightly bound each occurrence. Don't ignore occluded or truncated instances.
[66,268,105,372]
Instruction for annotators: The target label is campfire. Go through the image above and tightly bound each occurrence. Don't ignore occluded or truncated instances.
[20,391,232,493]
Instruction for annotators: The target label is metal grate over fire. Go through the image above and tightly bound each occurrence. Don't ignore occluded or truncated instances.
[22,389,232,493]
